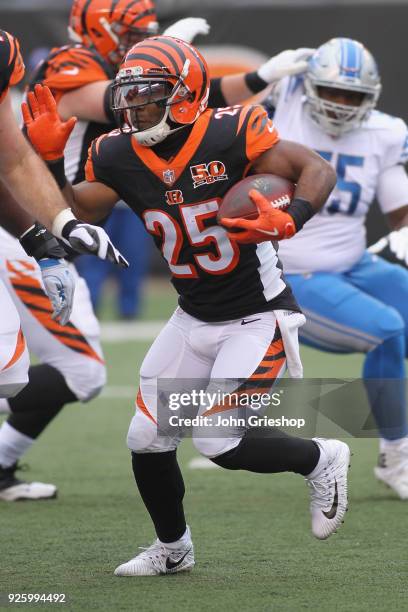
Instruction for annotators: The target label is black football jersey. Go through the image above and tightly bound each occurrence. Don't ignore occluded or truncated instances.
[0,30,24,103]
[86,104,299,322]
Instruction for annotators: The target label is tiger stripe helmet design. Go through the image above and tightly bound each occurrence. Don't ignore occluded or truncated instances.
[111,36,210,146]
[0,30,25,102]
[68,0,158,65]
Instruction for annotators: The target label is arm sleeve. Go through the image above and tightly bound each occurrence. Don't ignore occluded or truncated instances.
[208,77,228,108]
[377,164,408,214]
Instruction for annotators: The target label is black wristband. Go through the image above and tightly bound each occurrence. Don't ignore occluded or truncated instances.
[46,157,67,190]
[244,71,269,94]
[20,222,67,261]
[103,82,115,124]
[286,198,315,232]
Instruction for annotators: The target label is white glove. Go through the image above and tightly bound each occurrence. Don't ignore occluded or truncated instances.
[369,227,408,267]
[163,17,210,43]
[257,48,315,84]
[38,258,76,325]
[52,209,129,268]
[65,223,129,267]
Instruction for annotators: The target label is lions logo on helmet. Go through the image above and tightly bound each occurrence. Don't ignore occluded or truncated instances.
[304,38,382,137]
[111,36,210,147]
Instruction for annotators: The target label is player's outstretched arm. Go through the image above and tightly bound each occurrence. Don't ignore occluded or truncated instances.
[213,48,314,107]
[0,97,78,323]
[0,93,70,229]
[57,80,112,123]
[22,84,128,267]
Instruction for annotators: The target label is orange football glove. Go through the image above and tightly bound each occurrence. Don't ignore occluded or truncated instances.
[219,189,296,244]
[21,84,77,161]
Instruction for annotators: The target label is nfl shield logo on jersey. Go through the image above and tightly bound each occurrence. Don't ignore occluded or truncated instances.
[163,169,175,185]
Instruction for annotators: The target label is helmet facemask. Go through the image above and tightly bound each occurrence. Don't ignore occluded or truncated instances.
[111,61,193,146]
[303,38,382,138]
[304,81,379,137]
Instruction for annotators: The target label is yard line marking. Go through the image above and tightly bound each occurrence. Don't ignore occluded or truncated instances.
[101,321,166,342]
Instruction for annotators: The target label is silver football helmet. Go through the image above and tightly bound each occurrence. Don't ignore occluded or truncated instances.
[304,38,382,137]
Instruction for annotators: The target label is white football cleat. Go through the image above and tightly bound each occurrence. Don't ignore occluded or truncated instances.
[374,437,408,499]
[306,438,350,540]
[114,528,195,577]
[0,463,57,501]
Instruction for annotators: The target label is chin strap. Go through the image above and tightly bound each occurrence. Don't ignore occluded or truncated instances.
[134,123,191,147]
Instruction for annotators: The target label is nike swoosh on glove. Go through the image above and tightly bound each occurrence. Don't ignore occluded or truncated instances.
[62,221,129,268]
[38,259,76,325]
[219,189,296,244]
[368,226,408,268]
[162,18,210,43]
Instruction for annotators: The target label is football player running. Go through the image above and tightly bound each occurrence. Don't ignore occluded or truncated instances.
[262,38,408,498]
[0,26,128,500]
[24,37,352,576]
[0,0,316,501]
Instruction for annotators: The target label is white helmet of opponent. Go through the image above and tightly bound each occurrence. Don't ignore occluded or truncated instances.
[304,38,382,137]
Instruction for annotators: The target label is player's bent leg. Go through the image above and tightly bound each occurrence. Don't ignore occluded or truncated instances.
[288,268,408,499]
[0,257,105,500]
[288,270,408,442]
[346,252,408,354]
[117,309,211,576]
[2,258,106,401]
[346,253,408,496]
[190,310,349,539]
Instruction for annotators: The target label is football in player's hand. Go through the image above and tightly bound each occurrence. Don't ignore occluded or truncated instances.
[217,174,295,222]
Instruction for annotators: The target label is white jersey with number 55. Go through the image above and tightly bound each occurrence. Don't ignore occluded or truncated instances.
[270,76,408,273]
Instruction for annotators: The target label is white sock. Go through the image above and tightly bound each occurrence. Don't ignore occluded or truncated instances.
[160,526,191,550]
[0,399,10,414]
[380,437,408,452]
[0,422,34,468]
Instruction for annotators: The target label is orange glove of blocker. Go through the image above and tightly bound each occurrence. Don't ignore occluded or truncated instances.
[220,189,314,244]
[22,84,77,161]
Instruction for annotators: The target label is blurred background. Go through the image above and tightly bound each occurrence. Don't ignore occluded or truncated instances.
[1,0,406,320]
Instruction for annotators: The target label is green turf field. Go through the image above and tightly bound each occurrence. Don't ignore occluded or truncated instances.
[1,286,406,611]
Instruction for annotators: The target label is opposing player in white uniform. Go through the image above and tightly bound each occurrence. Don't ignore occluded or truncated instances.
[265,38,408,498]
